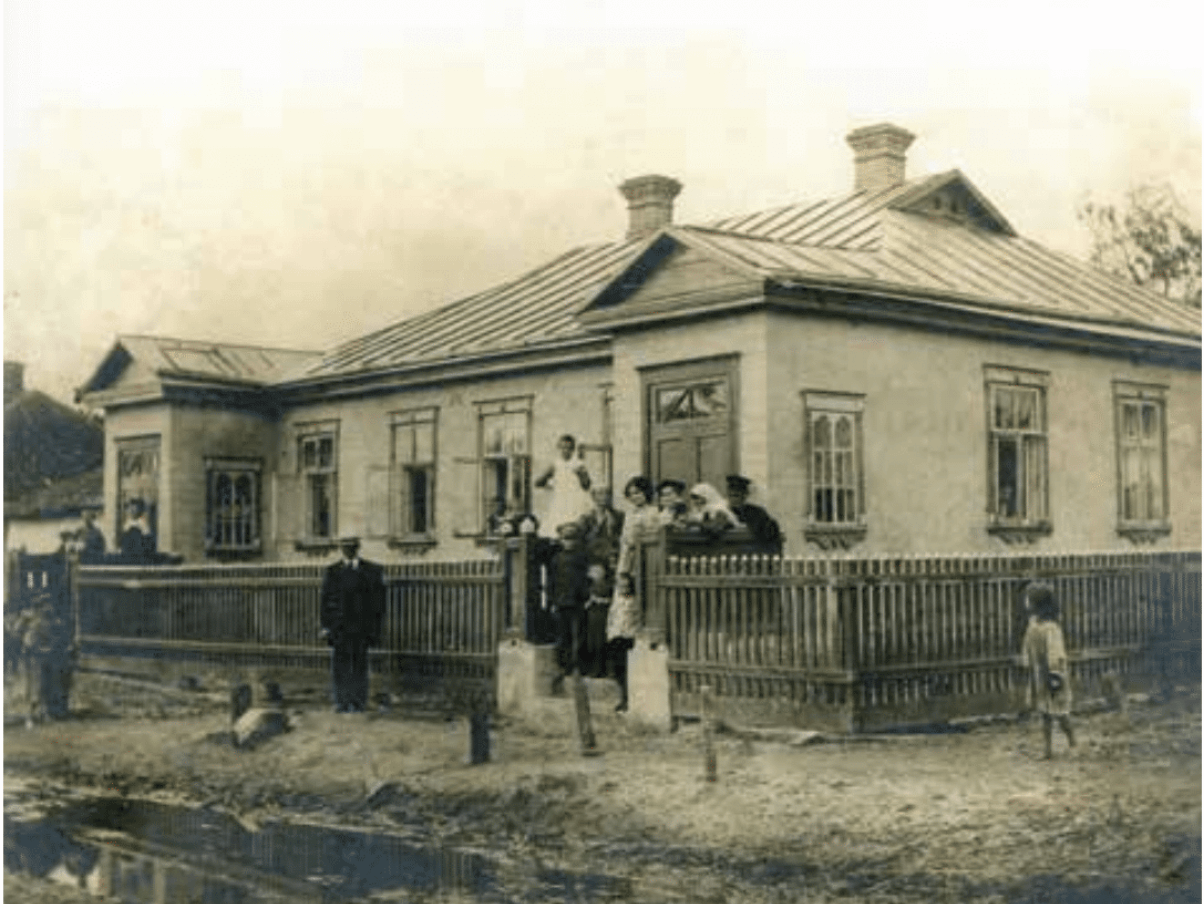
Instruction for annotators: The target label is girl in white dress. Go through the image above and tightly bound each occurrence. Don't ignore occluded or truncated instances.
[534,434,593,539]
[607,475,660,711]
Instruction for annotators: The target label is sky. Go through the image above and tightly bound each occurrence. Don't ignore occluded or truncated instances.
[4,0,1201,405]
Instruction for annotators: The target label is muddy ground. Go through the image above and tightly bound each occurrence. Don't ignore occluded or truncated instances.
[4,672,1201,903]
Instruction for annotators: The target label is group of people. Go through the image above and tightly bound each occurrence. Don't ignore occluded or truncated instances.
[535,434,783,712]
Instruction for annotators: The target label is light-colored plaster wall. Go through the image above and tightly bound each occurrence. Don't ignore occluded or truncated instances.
[169,405,278,561]
[275,362,611,562]
[609,312,769,493]
[104,404,172,547]
[764,309,1201,555]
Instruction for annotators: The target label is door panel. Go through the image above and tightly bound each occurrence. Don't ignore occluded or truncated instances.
[643,357,738,489]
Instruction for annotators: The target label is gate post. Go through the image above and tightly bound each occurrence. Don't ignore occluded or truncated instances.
[496,533,558,718]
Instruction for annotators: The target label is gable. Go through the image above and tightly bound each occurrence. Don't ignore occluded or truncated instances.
[584,233,763,326]
[891,171,1015,236]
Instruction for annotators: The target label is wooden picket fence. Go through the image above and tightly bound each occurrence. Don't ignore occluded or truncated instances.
[74,554,515,706]
[647,543,1201,731]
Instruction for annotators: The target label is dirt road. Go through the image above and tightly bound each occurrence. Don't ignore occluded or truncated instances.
[5,674,1200,902]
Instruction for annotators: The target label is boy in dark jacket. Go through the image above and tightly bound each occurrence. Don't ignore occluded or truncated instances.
[550,522,590,683]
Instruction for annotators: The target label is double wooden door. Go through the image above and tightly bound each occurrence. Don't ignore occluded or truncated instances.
[643,357,738,489]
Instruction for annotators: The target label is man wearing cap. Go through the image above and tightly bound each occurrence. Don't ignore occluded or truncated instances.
[320,537,387,713]
[725,475,783,555]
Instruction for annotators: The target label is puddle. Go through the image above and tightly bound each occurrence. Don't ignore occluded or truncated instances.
[5,792,634,902]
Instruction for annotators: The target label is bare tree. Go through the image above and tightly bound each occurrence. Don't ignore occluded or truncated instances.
[1078,184,1202,308]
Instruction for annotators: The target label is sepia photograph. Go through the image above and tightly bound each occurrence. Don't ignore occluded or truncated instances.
[4,1,1200,901]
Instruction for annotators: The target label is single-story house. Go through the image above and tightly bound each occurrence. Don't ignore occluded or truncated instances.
[77,124,1201,563]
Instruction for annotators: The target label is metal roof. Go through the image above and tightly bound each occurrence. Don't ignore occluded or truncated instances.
[293,241,641,381]
[289,172,1198,383]
[115,336,321,386]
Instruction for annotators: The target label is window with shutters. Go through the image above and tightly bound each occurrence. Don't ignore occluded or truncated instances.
[297,424,338,540]
[984,366,1051,543]
[1114,382,1170,543]
[204,458,261,557]
[391,407,437,543]
[802,391,866,550]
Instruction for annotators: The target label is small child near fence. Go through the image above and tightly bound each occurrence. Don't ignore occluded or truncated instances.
[1021,583,1075,759]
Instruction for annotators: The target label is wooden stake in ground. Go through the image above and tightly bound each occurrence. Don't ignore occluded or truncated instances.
[701,684,717,782]
[468,690,491,765]
[572,671,598,755]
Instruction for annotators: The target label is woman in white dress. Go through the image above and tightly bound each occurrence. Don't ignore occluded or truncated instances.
[607,475,660,712]
[534,434,593,539]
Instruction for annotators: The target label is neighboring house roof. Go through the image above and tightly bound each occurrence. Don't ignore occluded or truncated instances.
[4,467,103,520]
[4,389,104,496]
[79,335,323,399]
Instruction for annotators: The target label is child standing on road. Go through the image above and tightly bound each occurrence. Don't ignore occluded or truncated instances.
[1021,583,1076,759]
[550,522,590,684]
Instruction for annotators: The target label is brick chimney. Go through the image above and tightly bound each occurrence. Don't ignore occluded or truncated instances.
[4,360,25,406]
[845,123,915,194]
[619,175,682,240]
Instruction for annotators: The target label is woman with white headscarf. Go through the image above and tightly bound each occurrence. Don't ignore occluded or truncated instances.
[686,482,743,536]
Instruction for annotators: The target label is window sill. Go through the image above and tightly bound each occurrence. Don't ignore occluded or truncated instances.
[803,525,867,551]
[387,535,438,552]
[1117,523,1172,545]
[205,546,263,562]
[987,521,1052,545]
[293,539,339,556]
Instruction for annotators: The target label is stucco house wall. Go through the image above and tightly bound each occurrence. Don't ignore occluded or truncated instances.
[272,360,612,562]
[763,307,1201,555]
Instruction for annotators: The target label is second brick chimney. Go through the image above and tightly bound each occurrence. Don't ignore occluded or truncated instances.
[619,175,682,240]
[845,123,915,195]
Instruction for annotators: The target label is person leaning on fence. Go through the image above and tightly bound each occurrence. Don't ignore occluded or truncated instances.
[685,482,743,539]
[608,475,660,713]
[1021,583,1076,758]
[77,509,107,563]
[725,474,783,555]
[656,478,691,530]
[320,536,386,714]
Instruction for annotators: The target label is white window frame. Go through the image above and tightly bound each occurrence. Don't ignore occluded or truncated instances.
[802,391,866,550]
[390,407,438,541]
[1114,381,1171,542]
[204,458,262,556]
[297,423,339,541]
[477,397,532,533]
[984,366,1051,541]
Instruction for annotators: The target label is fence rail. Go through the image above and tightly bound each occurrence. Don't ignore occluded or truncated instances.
[74,557,510,700]
[651,544,1201,732]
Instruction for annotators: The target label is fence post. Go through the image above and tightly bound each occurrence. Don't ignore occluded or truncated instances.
[504,534,537,640]
[640,531,667,646]
[838,576,861,734]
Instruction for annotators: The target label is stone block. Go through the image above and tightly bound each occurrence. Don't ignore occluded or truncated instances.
[233,708,289,749]
[628,636,671,732]
[496,639,558,716]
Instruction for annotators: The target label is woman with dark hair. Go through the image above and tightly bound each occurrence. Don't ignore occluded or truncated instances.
[1021,583,1076,758]
[606,475,659,712]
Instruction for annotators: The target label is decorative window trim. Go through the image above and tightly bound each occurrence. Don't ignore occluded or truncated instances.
[1113,381,1171,544]
[204,457,262,558]
[984,366,1051,542]
[802,390,866,551]
[389,407,438,544]
[296,421,339,542]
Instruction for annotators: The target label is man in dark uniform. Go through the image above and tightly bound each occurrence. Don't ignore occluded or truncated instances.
[78,510,107,562]
[320,537,386,713]
[725,474,783,555]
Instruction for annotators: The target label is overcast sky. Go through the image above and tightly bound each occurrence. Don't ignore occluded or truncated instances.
[5,0,1200,404]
